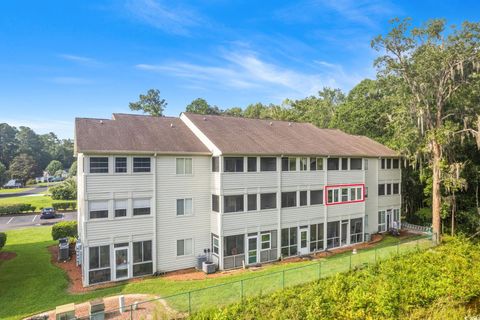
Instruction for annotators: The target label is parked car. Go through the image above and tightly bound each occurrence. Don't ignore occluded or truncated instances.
[40,207,56,219]
[3,179,23,189]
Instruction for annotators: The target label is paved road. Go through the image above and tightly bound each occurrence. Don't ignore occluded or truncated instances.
[0,186,48,198]
[0,211,77,231]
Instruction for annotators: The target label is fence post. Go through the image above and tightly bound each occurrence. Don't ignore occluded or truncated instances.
[241,279,244,302]
[349,254,352,270]
[130,305,133,320]
[188,291,192,315]
[318,261,322,279]
[397,240,400,255]
[282,269,285,289]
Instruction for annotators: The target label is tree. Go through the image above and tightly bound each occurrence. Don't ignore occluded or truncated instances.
[45,160,63,176]
[0,162,6,185]
[223,107,243,117]
[372,18,480,242]
[186,98,221,115]
[68,161,77,177]
[129,89,167,116]
[8,154,37,183]
[0,123,18,167]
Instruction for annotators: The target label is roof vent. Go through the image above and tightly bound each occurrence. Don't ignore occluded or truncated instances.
[203,117,207,121]
[99,120,103,124]
[269,122,273,126]
[170,123,174,128]
[288,122,292,126]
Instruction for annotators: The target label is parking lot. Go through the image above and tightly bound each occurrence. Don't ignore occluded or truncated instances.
[0,211,77,231]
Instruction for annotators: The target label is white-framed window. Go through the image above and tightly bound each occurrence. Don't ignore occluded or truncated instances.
[89,200,109,219]
[176,158,192,175]
[299,157,308,171]
[224,157,244,172]
[327,189,340,203]
[177,238,193,256]
[364,158,369,170]
[310,190,323,205]
[350,158,362,170]
[310,157,324,171]
[133,198,151,216]
[282,157,297,171]
[393,159,400,169]
[133,157,151,173]
[393,183,400,194]
[176,198,193,216]
[212,234,219,255]
[115,157,127,173]
[393,208,400,222]
[114,199,127,218]
[133,240,153,276]
[224,195,244,213]
[341,188,348,202]
[378,211,386,232]
[90,157,109,174]
[88,245,111,284]
[350,188,357,201]
[212,195,219,212]
[341,158,348,170]
[261,232,271,250]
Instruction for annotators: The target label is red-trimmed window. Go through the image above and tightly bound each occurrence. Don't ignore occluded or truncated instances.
[325,184,364,205]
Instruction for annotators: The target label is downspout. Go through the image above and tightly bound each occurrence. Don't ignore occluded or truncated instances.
[277,156,282,260]
[153,153,158,273]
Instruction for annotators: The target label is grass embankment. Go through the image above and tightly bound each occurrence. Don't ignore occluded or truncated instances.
[0,195,70,213]
[192,237,480,320]
[0,188,33,194]
[0,227,430,319]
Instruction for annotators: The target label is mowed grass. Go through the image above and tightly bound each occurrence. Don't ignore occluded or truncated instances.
[0,227,432,319]
[0,188,34,194]
[0,195,70,212]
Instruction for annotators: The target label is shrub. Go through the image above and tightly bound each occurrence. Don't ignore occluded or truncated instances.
[26,178,37,185]
[50,178,76,200]
[0,204,36,215]
[0,232,6,250]
[52,221,78,240]
[52,201,76,211]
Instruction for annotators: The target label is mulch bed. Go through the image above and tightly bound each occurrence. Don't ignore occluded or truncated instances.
[0,251,17,261]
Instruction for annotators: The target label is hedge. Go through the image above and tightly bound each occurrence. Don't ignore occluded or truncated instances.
[0,204,36,215]
[52,221,78,240]
[52,201,76,211]
[0,232,6,250]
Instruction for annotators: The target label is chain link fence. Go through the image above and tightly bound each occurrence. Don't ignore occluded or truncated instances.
[70,235,433,320]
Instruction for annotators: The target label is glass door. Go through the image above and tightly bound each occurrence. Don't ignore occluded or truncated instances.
[341,220,348,246]
[386,209,392,231]
[299,227,309,255]
[114,247,129,280]
[247,235,258,264]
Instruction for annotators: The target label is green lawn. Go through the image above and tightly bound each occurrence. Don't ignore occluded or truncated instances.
[0,188,34,194]
[0,195,70,212]
[0,227,432,319]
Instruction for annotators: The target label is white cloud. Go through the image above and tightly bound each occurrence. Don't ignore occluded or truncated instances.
[124,0,204,35]
[136,49,363,100]
[58,54,98,65]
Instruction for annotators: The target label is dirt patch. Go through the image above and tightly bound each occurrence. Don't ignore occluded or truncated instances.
[0,251,17,261]
[27,294,180,320]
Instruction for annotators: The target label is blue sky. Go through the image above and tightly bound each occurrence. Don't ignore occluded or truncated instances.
[0,0,478,138]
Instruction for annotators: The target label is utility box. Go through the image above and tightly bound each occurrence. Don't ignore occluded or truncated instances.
[89,299,105,320]
[196,255,207,270]
[55,303,75,320]
[202,261,216,274]
[58,238,69,261]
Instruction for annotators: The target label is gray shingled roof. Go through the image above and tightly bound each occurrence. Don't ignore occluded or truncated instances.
[184,113,398,157]
[75,113,210,154]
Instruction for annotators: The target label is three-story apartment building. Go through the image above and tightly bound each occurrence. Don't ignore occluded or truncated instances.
[75,113,401,286]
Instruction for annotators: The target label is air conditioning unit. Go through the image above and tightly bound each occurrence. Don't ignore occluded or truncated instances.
[58,238,69,261]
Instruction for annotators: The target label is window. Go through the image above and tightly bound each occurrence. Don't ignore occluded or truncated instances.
[89,245,110,284]
[386,158,392,169]
[378,184,385,196]
[350,218,363,244]
[386,183,392,195]
[357,187,362,200]
[281,227,297,257]
[381,158,386,169]
[378,211,386,232]
[133,240,153,276]
[393,208,400,223]
[310,190,323,205]
[224,157,244,172]
[310,223,324,252]
[133,157,151,172]
[260,193,276,210]
[212,157,219,172]
[341,158,348,170]
[350,188,356,201]
[176,198,192,216]
[133,199,151,216]
[115,157,127,173]
[300,191,307,206]
[224,195,244,213]
[212,234,219,255]
[327,221,340,248]
[282,157,296,171]
[247,157,257,172]
[350,158,362,170]
[224,234,244,256]
[327,158,339,170]
[176,158,192,175]
[299,157,308,171]
[365,187,369,198]
[393,183,400,194]
[212,195,219,212]
[260,157,277,171]
[341,188,348,202]
[248,194,257,211]
[89,201,108,219]
[310,157,323,170]
[281,192,297,208]
[393,158,399,169]
[90,157,108,173]
[261,232,271,250]
[364,159,369,170]
[177,238,193,256]
[114,200,127,218]
[327,189,339,204]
